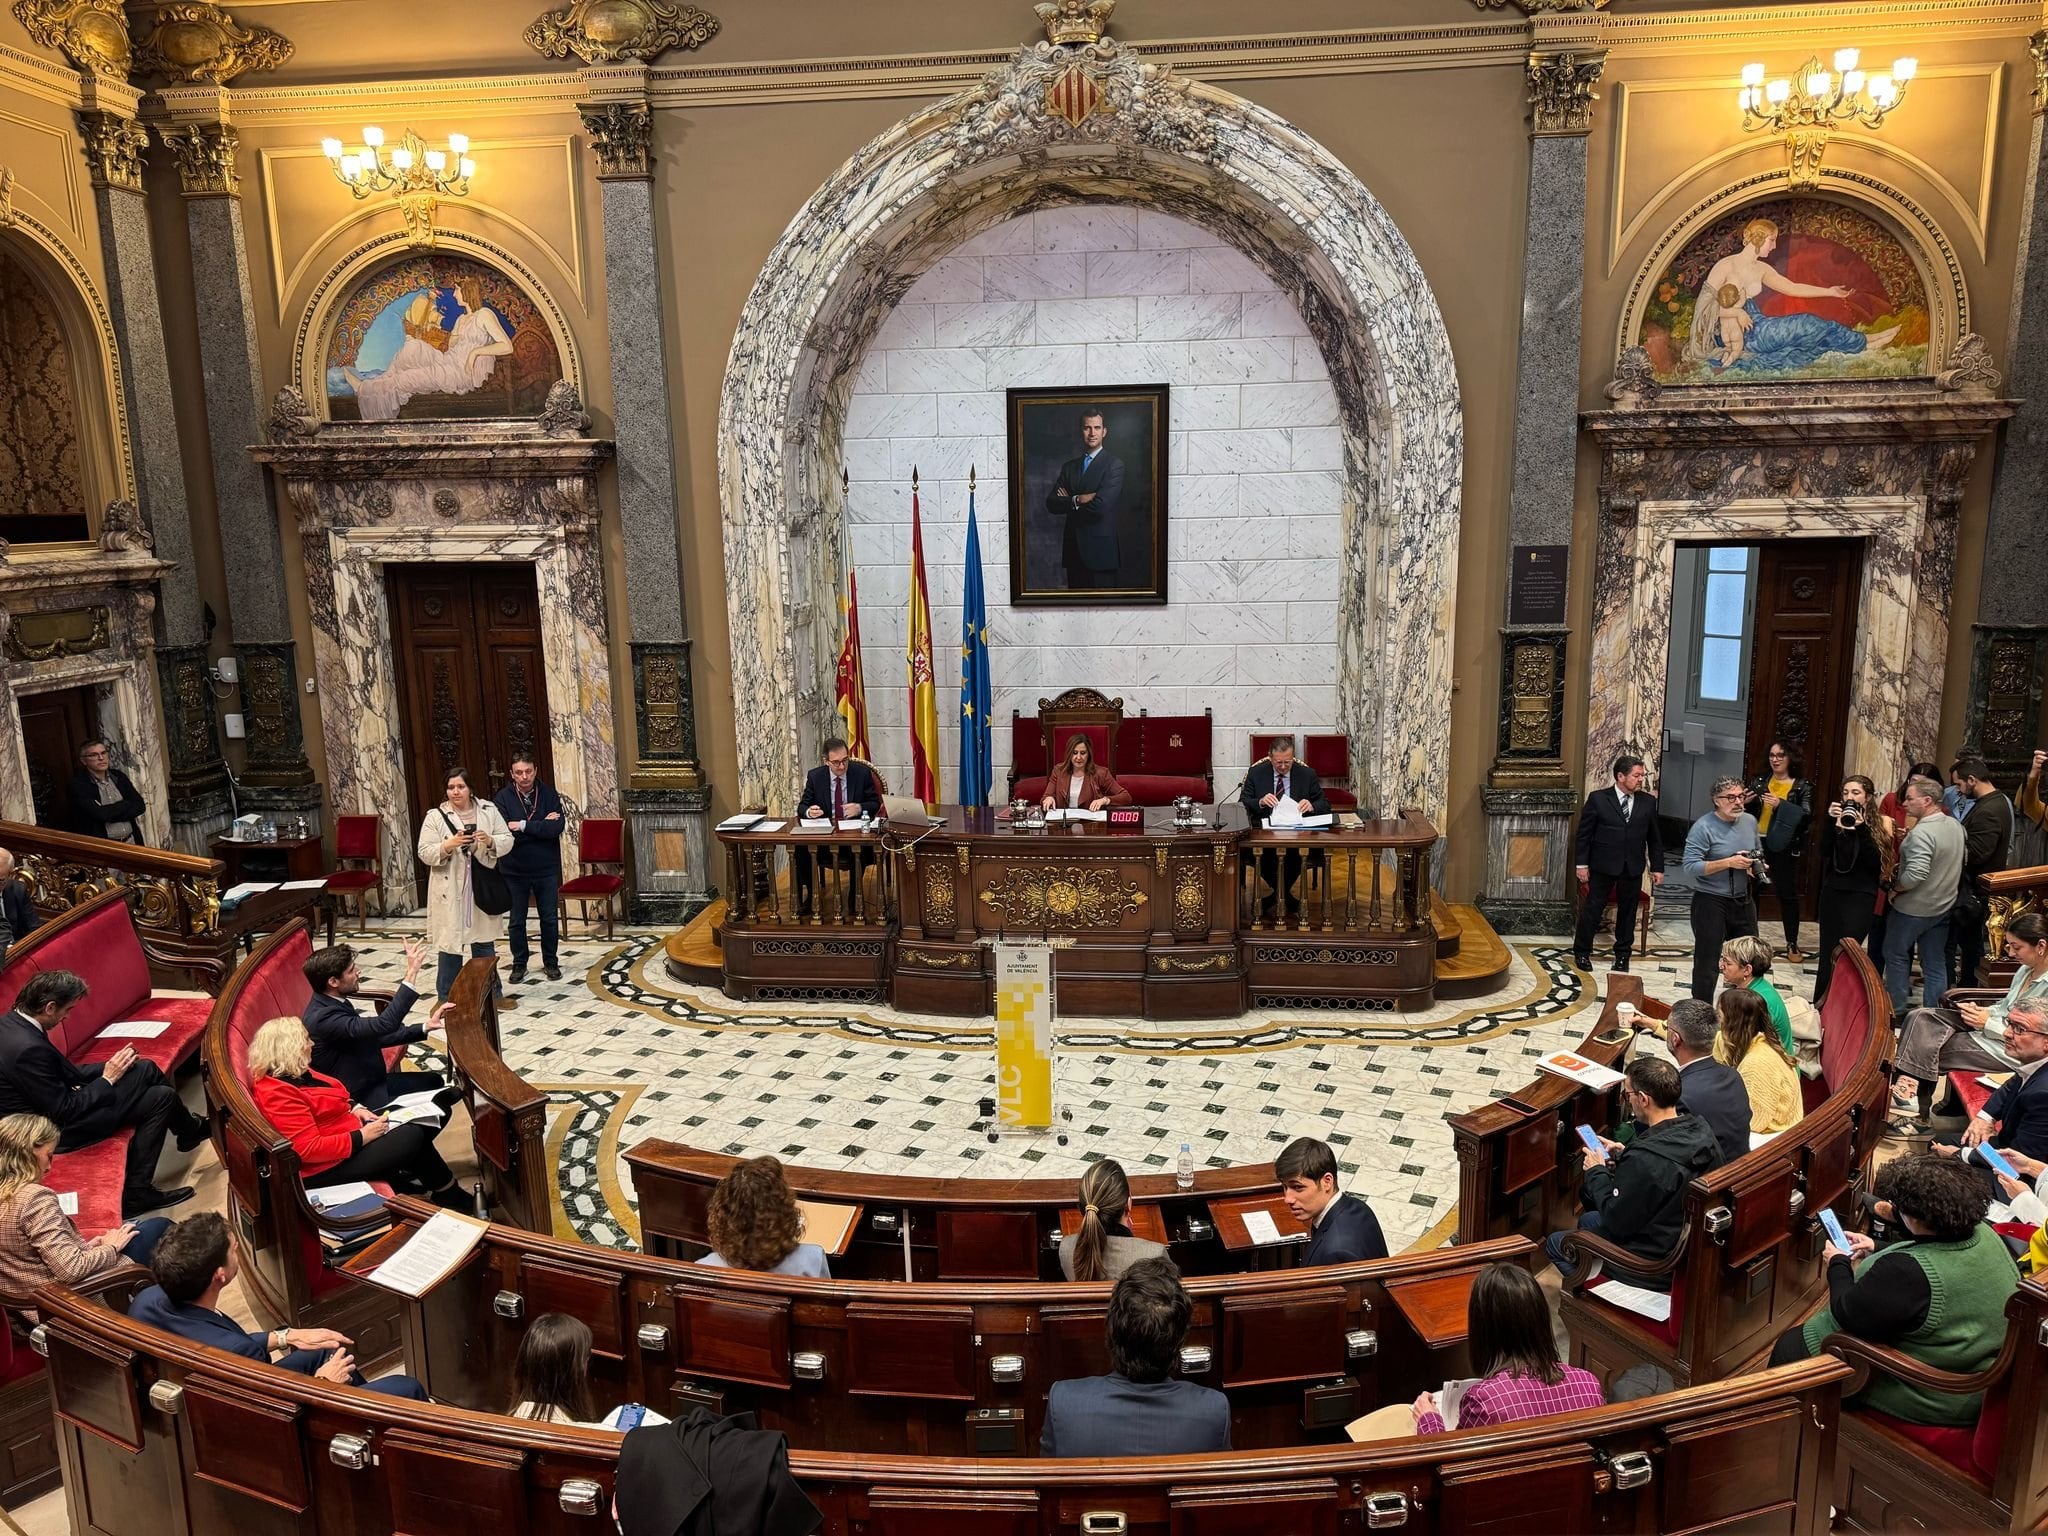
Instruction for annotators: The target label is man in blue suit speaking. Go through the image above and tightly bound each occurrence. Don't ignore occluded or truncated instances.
[1278,1135,1389,1265]
[1041,1257,1230,1458]
[1045,407,1125,589]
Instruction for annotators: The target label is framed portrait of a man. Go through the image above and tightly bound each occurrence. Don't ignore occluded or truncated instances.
[1007,385,1169,606]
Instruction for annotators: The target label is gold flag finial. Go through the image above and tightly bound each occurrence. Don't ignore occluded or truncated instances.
[1034,0,1113,47]
[969,464,977,490]
[911,465,919,489]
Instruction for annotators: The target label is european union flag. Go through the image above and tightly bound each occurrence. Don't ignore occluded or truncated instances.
[959,483,993,807]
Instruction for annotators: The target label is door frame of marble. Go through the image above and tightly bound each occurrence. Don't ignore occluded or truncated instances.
[714,39,1463,831]
[1586,497,1929,799]
[0,656,167,844]
[307,525,613,914]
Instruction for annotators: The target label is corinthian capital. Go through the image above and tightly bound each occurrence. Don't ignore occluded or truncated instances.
[159,120,239,196]
[579,101,654,179]
[76,109,150,191]
[1528,47,1607,136]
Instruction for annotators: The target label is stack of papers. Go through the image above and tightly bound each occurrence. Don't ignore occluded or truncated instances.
[1045,808,1107,823]
[749,819,787,833]
[1536,1052,1624,1091]
[307,1182,388,1222]
[717,813,764,831]
[1263,814,1334,830]
[793,820,833,834]
[836,817,870,831]
[363,1209,488,1297]
[220,881,279,903]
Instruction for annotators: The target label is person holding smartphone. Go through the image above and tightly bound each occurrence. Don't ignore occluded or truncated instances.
[1682,776,1764,1002]
[415,766,514,1005]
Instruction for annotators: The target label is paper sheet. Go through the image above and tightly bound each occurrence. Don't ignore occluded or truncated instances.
[385,1102,445,1127]
[717,814,763,830]
[100,1021,170,1039]
[220,881,279,902]
[280,878,331,891]
[1045,808,1107,823]
[1243,1209,1283,1245]
[54,1192,77,1216]
[366,1210,487,1297]
[749,820,787,833]
[1981,1072,2014,1089]
[793,820,833,834]
[1536,1052,1625,1091]
[1263,813,1333,830]
[836,818,870,831]
[1588,1278,1673,1322]
[1433,1376,1483,1430]
[307,1182,379,1209]
[1267,797,1303,828]
[384,1090,444,1111]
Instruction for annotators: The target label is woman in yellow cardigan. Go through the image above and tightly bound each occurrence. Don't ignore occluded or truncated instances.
[1715,986,1804,1137]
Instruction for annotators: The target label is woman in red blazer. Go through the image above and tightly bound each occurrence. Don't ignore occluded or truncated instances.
[1039,734,1132,813]
[247,1017,466,1207]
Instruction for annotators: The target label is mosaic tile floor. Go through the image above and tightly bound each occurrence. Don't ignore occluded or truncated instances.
[344,912,1819,1256]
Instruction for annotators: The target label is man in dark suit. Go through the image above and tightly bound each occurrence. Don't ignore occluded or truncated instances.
[795,737,883,919]
[1276,1135,1388,1265]
[131,1213,427,1398]
[68,739,147,844]
[1936,998,2048,1177]
[0,971,205,1216]
[1040,1256,1229,1457]
[1573,754,1666,973]
[0,849,33,963]
[302,937,457,1113]
[1666,999,1751,1167]
[1044,408,1125,589]
[1239,736,1332,918]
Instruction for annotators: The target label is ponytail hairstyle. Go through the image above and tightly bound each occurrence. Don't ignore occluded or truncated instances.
[1069,1159,1133,1283]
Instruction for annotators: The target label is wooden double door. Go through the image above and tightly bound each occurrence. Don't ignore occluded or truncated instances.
[386,564,555,846]
[1743,539,1862,916]
[18,685,97,829]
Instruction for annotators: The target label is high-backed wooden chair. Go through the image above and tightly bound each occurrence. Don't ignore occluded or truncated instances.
[1036,686,1124,777]
[560,816,627,938]
[324,814,384,931]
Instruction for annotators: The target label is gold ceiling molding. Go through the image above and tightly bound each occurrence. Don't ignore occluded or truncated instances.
[1596,0,2043,56]
[130,2,292,84]
[1470,0,1607,10]
[11,0,130,79]
[524,0,718,65]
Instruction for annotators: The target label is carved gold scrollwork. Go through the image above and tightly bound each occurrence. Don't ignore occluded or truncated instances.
[1152,952,1231,974]
[180,876,220,933]
[1212,843,1226,873]
[131,3,293,83]
[922,868,955,928]
[1154,847,1167,877]
[900,948,980,970]
[14,0,130,77]
[131,878,177,928]
[4,606,110,662]
[979,864,1146,928]
[525,0,717,63]
[1173,864,1205,933]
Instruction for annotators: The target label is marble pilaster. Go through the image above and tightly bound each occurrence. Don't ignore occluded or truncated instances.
[158,86,316,817]
[251,419,618,914]
[580,67,711,917]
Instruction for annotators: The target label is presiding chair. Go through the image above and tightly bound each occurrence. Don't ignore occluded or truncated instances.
[325,814,384,933]
[559,817,627,939]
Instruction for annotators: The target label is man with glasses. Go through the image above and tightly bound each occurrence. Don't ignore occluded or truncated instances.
[1934,1000,2048,1179]
[67,739,147,845]
[1682,777,1764,1002]
[1884,774,1964,1014]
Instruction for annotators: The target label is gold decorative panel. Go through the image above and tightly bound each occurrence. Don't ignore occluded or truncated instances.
[4,606,109,662]
[1173,863,1206,934]
[0,249,90,544]
[978,864,1146,929]
[922,867,955,929]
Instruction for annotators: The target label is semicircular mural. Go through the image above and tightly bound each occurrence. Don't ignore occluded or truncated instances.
[1635,196,1929,386]
[322,252,562,422]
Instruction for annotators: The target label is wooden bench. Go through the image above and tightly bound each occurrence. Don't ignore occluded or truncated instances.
[346,1195,1529,1457]
[1555,940,1894,1387]
[32,1274,1849,1534]
[629,1140,1302,1281]
[1824,1275,2048,1533]
[444,956,550,1234]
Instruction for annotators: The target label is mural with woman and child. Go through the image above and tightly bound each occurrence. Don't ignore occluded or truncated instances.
[1634,196,1930,385]
[323,253,562,421]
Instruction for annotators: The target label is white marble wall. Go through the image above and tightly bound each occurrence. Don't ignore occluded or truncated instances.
[842,208,1341,797]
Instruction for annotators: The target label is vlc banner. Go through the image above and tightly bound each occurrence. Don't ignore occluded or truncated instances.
[992,941,1054,1129]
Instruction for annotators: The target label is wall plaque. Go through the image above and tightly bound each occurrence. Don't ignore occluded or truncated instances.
[1509,545,1567,626]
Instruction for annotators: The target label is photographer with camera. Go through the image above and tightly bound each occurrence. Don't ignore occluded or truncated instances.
[1813,775,1896,1005]
[1683,776,1765,1003]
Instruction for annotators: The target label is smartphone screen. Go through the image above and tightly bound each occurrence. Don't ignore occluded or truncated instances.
[1979,1143,2022,1183]
[1575,1124,1605,1157]
[1818,1207,1849,1250]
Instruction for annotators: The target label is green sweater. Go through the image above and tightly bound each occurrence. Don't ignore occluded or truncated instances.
[1800,1224,2019,1426]
[1750,977,1795,1055]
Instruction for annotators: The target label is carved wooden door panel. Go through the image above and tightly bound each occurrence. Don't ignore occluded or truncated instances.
[387,564,554,852]
[1744,539,1862,919]
[19,684,96,828]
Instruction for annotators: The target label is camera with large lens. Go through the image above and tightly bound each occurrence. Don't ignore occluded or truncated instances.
[1838,803,1864,828]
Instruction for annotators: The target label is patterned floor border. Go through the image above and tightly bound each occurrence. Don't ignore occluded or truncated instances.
[592,936,1594,1053]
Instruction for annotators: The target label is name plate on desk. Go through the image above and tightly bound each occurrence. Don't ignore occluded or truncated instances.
[1106,807,1145,830]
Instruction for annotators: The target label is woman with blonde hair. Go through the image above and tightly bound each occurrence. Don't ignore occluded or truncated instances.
[416,766,514,1004]
[0,1113,168,1301]
[699,1156,829,1277]
[1714,987,1804,1136]
[247,1018,466,1207]
[1062,1158,1165,1282]
[1040,733,1131,814]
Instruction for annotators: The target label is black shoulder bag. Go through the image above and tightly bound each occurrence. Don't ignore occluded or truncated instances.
[440,809,512,916]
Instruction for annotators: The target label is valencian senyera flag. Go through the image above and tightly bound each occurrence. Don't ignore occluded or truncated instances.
[958,477,993,807]
[906,474,941,811]
[833,568,871,762]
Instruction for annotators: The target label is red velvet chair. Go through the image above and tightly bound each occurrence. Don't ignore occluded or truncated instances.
[325,814,384,932]
[1302,733,1358,812]
[560,818,627,939]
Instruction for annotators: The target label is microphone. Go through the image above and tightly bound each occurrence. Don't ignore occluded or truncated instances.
[1215,772,1249,829]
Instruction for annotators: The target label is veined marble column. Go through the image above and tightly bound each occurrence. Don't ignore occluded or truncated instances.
[75,77,231,850]
[157,86,318,824]
[1480,35,1607,934]
[1970,31,2048,781]
[580,66,712,919]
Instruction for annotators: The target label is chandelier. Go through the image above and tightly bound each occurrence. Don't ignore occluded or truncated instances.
[320,126,475,249]
[1738,50,1915,187]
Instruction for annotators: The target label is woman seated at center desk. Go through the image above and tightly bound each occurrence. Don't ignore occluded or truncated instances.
[1041,733,1132,814]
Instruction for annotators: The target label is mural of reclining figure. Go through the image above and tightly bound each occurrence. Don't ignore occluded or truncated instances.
[344,277,514,421]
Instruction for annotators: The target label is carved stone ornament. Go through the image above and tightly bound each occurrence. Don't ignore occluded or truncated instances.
[266,385,317,443]
[74,112,149,193]
[538,379,589,438]
[0,167,11,229]
[1604,346,1660,408]
[98,498,151,553]
[578,102,653,180]
[1035,0,1114,46]
[1935,333,2002,394]
[524,0,717,64]
[131,3,292,83]
[12,0,130,77]
[158,121,239,197]
[956,35,1213,158]
[1528,48,1607,136]
[2031,29,2048,113]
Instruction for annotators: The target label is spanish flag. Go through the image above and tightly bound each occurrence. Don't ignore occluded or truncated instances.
[833,569,871,761]
[906,473,941,811]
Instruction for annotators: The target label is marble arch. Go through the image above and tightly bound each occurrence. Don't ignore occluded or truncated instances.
[717,36,1463,824]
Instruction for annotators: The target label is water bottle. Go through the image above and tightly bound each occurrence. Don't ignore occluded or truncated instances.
[1176,1141,1195,1191]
